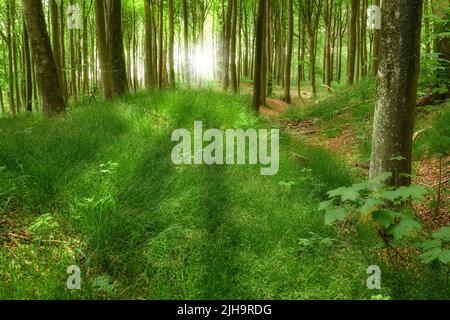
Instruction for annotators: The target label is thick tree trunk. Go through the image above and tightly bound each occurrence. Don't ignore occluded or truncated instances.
[369,0,423,186]
[108,0,128,96]
[22,0,66,118]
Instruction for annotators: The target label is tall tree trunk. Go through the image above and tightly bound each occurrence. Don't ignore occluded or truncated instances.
[348,0,358,85]
[158,0,164,90]
[168,0,176,88]
[22,0,66,118]
[23,19,33,112]
[6,0,16,114]
[183,0,191,85]
[95,0,112,98]
[324,0,333,91]
[230,0,238,93]
[108,0,128,96]
[252,0,266,111]
[50,0,64,101]
[144,0,154,88]
[222,0,233,91]
[283,0,293,103]
[369,0,423,187]
[371,0,381,76]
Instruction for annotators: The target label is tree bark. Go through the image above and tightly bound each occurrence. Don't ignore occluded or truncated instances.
[283,0,294,103]
[158,0,164,90]
[230,0,238,93]
[252,0,266,111]
[22,0,66,118]
[348,0,358,85]
[168,0,176,88]
[369,0,423,186]
[108,0,128,96]
[95,0,112,98]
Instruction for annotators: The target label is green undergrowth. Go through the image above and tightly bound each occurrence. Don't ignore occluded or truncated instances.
[285,80,450,164]
[0,89,447,299]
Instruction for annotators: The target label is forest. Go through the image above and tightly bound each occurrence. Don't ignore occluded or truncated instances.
[0,0,449,300]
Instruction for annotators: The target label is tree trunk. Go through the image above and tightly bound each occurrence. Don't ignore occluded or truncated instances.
[372,0,381,77]
[22,0,66,118]
[230,0,238,93]
[168,0,176,88]
[369,0,423,187]
[252,0,266,111]
[222,0,233,91]
[144,0,154,88]
[348,0,358,85]
[158,0,164,90]
[283,0,293,103]
[108,0,128,96]
[95,0,112,98]
[23,18,33,112]
[183,0,191,85]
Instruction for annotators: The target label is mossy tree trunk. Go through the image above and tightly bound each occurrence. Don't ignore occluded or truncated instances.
[369,0,423,186]
[22,0,66,118]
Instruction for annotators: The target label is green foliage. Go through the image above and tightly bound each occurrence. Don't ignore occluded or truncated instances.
[27,213,59,239]
[419,52,450,95]
[417,227,450,264]
[319,172,427,240]
[297,232,336,253]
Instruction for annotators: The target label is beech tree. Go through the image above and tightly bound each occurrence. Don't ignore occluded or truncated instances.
[369,0,423,186]
[21,0,66,118]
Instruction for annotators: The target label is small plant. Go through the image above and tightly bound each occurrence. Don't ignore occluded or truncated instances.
[417,226,450,264]
[297,232,336,253]
[27,213,59,239]
[319,172,426,243]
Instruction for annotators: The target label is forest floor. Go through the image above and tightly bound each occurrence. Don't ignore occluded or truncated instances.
[0,83,449,299]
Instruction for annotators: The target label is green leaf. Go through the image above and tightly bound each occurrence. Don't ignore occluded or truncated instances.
[370,172,392,185]
[408,185,428,199]
[372,210,398,228]
[359,198,384,214]
[432,226,450,241]
[318,200,333,212]
[349,181,370,192]
[391,217,422,239]
[327,187,348,198]
[416,239,442,250]
[419,247,442,264]
[325,208,348,225]
[439,250,450,264]
[341,189,360,202]
[379,190,399,202]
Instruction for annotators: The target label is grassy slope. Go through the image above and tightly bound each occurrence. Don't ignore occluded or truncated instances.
[0,89,447,299]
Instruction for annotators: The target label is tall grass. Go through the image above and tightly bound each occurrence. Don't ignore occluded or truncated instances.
[0,89,447,299]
